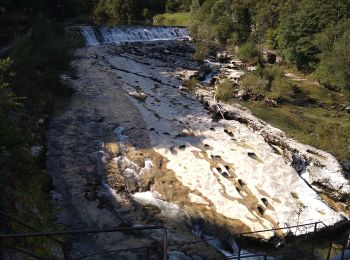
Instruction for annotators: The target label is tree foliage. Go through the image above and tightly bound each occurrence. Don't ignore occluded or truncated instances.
[191,0,350,92]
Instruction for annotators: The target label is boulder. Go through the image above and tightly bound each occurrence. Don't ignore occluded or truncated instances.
[216,51,234,63]
[191,65,212,81]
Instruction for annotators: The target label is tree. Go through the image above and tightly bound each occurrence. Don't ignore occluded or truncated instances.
[276,0,349,71]
[316,28,350,92]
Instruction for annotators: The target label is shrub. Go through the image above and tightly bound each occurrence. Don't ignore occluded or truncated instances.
[241,72,268,94]
[268,77,294,101]
[216,79,234,101]
[0,58,18,111]
[315,29,350,93]
[182,79,198,92]
[193,41,211,61]
[238,41,261,64]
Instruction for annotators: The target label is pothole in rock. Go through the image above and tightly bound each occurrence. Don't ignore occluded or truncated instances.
[224,129,234,137]
[247,152,262,162]
[203,144,211,150]
[211,155,221,161]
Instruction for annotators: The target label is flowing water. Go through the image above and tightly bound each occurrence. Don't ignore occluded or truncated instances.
[79,25,190,45]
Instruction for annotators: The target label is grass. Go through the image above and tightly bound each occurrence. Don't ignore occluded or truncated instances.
[234,79,350,161]
[153,12,191,26]
[216,80,234,101]
[182,79,198,92]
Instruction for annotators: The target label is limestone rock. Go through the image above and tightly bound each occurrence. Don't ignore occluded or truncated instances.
[128,91,148,102]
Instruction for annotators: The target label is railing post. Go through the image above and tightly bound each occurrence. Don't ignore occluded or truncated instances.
[146,247,150,260]
[163,226,168,260]
[326,243,332,260]
[0,238,3,259]
[310,222,318,260]
[237,234,242,260]
[62,243,69,260]
[341,240,347,260]
[313,222,318,234]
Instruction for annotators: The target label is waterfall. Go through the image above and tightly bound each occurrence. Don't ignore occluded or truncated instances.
[79,26,190,46]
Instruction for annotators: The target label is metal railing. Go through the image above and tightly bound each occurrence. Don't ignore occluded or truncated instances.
[0,211,168,260]
[1,211,348,260]
[0,225,168,259]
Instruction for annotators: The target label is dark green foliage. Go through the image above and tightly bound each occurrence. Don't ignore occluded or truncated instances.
[190,0,252,46]
[242,65,293,101]
[166,0,191,13]
[0,14,74,257]
[276,0,348,71]
[315,22,350,92]
[92,0,167,22]
[191,0,350,93]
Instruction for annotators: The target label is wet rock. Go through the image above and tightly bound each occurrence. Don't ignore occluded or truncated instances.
[342,161,350,174]
[263,50,277,64]
[128,91,148,102]
[196,87,350,204]
[31,146,43,157]
[216,51,233,63]
[265,98,278,107]
[191,66,212,81]
[85,190,98,201]
[232,89,252,101]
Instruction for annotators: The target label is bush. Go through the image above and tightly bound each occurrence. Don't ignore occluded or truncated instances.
[241,72,268,94]
[216,79,234,101]
[241,66,293,102]
[182,79,198,92]
[0,15,75,257]
[238,41,261,64]
[316,29,350,92]
[0,58,18,111]
[193,41,211,61]
[268,77,294,101]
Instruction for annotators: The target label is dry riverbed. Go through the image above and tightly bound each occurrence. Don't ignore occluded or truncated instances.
[47,40,349,259]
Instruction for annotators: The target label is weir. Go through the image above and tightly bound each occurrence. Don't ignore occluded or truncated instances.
[79,26,190,45]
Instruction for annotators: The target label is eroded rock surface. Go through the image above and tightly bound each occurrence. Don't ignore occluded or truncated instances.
[48,39,349,258]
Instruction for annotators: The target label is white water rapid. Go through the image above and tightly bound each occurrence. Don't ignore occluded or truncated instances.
[79,26,190,45]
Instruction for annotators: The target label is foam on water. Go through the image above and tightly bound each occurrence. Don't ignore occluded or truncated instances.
[79,26,190,45]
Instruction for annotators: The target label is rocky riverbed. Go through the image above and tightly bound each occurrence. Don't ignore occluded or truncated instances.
[47,38,349,259]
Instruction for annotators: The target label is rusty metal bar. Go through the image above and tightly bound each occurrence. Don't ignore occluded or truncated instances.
[0,241,43,259]
[237,221,322,236]
[73,246,153,260]
[0,239,3,259]
[0,225,164,239]
[169,221,327,249]
[326,243,332,260]
[0,211,68,248]
[237,234,242,260]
